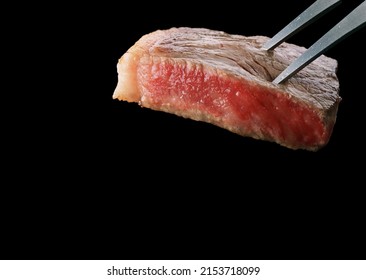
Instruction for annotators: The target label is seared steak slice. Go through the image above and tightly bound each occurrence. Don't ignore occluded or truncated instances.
[113,27,340,151]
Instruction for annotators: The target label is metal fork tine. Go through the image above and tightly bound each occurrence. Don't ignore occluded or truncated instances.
[262,0,342,51]
[273,1,366,84]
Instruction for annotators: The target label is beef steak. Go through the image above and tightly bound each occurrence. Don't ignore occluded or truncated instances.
[113,27,340,151]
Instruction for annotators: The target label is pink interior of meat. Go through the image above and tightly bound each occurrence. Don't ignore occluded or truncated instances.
[139,60,330,148]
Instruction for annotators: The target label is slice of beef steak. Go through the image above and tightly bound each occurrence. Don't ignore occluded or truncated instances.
[113,27,340,151]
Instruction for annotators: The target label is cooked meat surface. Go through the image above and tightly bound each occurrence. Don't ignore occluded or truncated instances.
[113,27,340,151]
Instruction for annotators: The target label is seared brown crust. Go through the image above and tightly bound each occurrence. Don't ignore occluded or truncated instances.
[115,27,340,109]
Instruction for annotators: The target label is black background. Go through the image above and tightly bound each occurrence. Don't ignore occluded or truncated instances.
[3,0,365,260]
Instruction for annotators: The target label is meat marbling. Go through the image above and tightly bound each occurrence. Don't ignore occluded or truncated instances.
[113,27,341,151]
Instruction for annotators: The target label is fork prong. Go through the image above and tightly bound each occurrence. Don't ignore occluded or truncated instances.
[262,0,342,51]
[273,1,366,84]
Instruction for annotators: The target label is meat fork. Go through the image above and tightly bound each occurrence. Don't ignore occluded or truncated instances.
[262,0,366,84]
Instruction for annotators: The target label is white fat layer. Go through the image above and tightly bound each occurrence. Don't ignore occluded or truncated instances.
[113,52,140,102]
